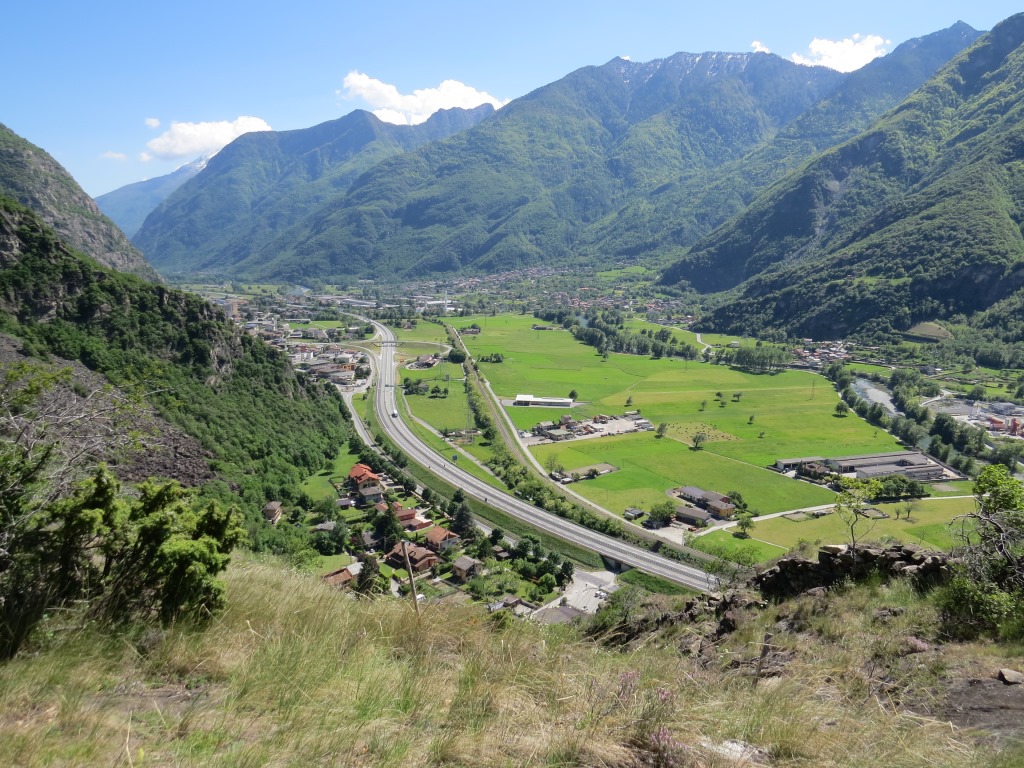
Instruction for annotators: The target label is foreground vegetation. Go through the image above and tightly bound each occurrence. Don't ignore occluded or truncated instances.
[2,556,1022,767]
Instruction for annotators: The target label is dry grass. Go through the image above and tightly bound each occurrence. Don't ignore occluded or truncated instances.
[0,556,1019,767]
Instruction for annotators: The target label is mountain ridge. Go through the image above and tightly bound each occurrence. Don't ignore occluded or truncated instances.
[0,122,158,280]
[663,13,1024,339]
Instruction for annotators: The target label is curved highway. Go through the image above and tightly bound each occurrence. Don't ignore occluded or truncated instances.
[365,320,719,592]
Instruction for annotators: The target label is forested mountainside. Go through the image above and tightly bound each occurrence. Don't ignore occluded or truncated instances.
[133,105,495,277]
[585,21,982,263]
[95,155,209,238]
[665,14,1024,340]
[0,123,158,280]
[0,195,349,533]
[132,24,976,286]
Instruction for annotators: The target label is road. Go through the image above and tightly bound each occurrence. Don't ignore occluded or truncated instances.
[364,320,720,593]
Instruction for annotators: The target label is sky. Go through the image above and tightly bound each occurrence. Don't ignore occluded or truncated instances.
[4,1,1021,197]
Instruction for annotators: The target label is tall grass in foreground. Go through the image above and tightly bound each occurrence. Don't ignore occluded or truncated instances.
[0,556,1013,766]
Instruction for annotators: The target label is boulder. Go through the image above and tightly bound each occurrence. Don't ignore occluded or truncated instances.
[998,669,1024,685]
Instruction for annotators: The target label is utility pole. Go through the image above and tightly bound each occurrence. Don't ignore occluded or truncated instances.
[401,540,421,618]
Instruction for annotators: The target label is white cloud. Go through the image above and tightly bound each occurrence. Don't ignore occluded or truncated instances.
[751,41,771,54]
[144,117,161,129]
[101,151,127,161]
[145,116,272,160]
[339,71,509,125]
[619,55,632,61]
[791,33,890,72]
[139,152,152,162]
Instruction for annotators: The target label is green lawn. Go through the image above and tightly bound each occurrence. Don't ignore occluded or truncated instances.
[690,529,788,564]
[750,497,976,551]
[301,443,364,500]
[390,321,450,345]
[844,363,893,376]
[618,568,698,595]
[532,432,835,515]
[319,553,354,573]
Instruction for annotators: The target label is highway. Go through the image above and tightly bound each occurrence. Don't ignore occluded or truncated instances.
[365,320,720,593]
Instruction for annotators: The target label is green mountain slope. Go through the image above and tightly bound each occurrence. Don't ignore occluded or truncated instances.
[136,24,977,286]
[0,123,158,280]
[222,53,846,283]
[664,13,1024,340]
[134,106,494,277]
[584,22,981,263]
[95,155,208,238]
[0,194,349,525]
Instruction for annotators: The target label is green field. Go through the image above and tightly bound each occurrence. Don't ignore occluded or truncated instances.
[463,313,897,467]
[457,313,905,514]
[532,432,835,515]
[690,530,788,563]
[391,320,450,345]
[749,497,976,553]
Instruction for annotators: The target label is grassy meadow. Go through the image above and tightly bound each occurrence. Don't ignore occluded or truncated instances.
[0,557,1012,767]
[749,496,977,554]
[459,314,906,514]
[533,433,835,515]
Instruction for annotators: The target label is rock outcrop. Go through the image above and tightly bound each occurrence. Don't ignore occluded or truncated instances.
[754,543,955,599]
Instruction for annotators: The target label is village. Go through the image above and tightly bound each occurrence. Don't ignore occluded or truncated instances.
[261,460,617,625]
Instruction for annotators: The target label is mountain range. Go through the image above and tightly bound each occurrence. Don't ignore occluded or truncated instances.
[95,155,210,238]
[666,13,1024,339]
[132,105,495,279]
[101,15,1024,340]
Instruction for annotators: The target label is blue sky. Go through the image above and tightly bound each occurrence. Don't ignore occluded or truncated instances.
[5,1,1021,196]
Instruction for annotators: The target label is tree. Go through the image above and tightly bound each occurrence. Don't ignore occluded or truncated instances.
[940,466,1024,639]
[354,553,383,595]
[735,511,755,538]
[700,400,708,411]
[834,480,880,570]
[648,501,676,527]
[0,365,243,658]
[691,431,708,450]
[625,396,633,407]
[568,389,579,400]
[452,503,475,537]
[373,506,403,551]
[656,422,669,439]
[834,401,850,417]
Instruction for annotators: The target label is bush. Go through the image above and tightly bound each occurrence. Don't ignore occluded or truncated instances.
[934,575,1018,640]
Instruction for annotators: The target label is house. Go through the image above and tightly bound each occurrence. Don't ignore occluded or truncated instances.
[385,542,438,573]
[675,506,712,527]
[677,486,736,518]
[624,507,645,521]
[262,501,283,525]
[492,545,511,561]
[357,484,385,506]
[322,561,363,588]
[397,507,432,531]
[350,464,385,506]
[451,555,482,582]
[361,530,383,551]
[425,526,461,553]
[348,463,380,486]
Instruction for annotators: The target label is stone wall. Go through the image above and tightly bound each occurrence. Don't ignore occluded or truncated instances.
[754,543,955,599]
